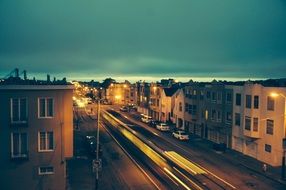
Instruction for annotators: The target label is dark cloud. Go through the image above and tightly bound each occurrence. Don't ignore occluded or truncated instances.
[1,0,286,80]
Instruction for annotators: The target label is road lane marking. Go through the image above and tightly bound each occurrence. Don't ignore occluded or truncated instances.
[173,167,203,190]
[163,167,192,190]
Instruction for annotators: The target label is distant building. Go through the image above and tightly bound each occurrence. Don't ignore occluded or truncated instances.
[0,76,74,189]
[106,81,137,105]
[136,81,151,115]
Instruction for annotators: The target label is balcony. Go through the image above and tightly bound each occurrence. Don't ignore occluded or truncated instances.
[243,129,260,139]
[10,120,28,127]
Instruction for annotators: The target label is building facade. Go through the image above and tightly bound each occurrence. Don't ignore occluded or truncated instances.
[231,82,286,166]
[0,79,73,189]
[106,81,137,105]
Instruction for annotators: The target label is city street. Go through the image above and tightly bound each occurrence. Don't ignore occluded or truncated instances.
[106,106,286,190]
[67,106,158,190]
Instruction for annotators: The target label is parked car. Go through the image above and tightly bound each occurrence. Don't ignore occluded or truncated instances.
[149,120,160,128]
[85,135,102,156]
[156,123,170,131]
[141,114,152,123]
[172,130,189,140]
[120,106,128,112]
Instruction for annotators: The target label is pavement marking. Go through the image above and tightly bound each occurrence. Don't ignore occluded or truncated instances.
[173,167,203,190]
[164,167,192,190]
[101,122,162,190]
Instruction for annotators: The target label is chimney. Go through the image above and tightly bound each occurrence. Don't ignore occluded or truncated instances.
[47,74,50,82]
[23,70,27,80]
[15,68,19,78]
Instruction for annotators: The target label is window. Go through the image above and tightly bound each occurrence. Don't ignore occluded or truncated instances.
[253,117,258,132]
[235,113,240,126]
[265,144,271,153]
[226,93,232,103]
[245,116,251,130]
[200,91,204,100]
[246,95,252,109]
[211,92,217,102]
[185,103,189,112]
[205,110,208,120]
[11,98,27,123]
[38,132,54,151]
[217,92,222,103]
[206,91,211,99]
[211,109,216,121]
[235,93,241,106]
[266,119,274,135]
[226,112,232,123]
[38,98,54,118]
[11,133,28,158]
[267,96,275,111]
[217,110,221,122]
[254,96,259,109]
[38,166,54,175]
[179,102,182,112]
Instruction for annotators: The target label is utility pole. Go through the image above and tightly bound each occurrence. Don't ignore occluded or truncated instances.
[95,99,100,190]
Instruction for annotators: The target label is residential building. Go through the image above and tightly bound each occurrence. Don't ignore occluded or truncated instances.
[204,82,233,148]
[136,81,151,115]
[149,83,162,120]
[160,87,178,123]
[231,82,286,166]
[106,81,136,105]
[0,76,74,189]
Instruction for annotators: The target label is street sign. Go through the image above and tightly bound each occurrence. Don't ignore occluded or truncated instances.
[92,159,102,172]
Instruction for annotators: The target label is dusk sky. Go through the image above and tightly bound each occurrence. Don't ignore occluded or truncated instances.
[1,0,286,82]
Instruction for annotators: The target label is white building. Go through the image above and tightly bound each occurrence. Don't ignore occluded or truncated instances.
[231,82,286,166]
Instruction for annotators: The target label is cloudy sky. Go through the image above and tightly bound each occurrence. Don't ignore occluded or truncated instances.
[0,0,286,82]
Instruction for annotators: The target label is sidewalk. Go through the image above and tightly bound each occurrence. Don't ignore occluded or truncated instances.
[191,136,286,186]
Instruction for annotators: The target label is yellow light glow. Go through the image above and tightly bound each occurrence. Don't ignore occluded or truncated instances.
[153,86,157,90]
[165,151,206,175]
[270,92,279,98]
[123,84,127,88]
[115,95,121,99]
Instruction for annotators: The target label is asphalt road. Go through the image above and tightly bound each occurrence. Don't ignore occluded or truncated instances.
[67,106,158,190]
[106,106,286,190]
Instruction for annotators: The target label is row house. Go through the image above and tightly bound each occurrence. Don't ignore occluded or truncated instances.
[106,81,137,105]
[174,81,233,148]
[231,82,286,166]
[149,83,162,121]
[0,76,73,189]
[136,81,151,115]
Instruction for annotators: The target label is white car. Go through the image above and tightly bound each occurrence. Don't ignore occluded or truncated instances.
[172,130,189,140]
[141,114,152,123]
[156,123,170,131]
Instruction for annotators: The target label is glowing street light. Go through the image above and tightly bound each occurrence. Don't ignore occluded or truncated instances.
[271,92,286,179]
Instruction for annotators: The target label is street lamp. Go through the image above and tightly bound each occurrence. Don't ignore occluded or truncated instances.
[270,92,286,180]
